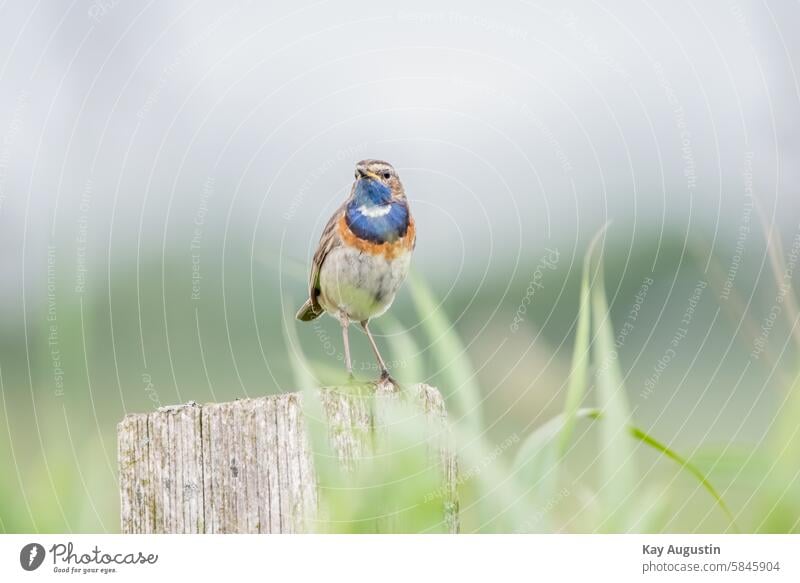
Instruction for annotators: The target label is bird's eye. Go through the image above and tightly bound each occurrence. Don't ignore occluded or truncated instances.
[382,172,391,180]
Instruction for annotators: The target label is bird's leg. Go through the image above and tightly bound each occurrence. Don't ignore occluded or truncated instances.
[338,312,353,380]
[360,320,394,384]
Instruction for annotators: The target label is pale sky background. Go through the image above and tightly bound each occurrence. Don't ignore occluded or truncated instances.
[3,1,800,535]
[0,0,798,302]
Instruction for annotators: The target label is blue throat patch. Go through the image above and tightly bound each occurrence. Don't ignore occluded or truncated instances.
[346,180,409,244]
[354,178,392,206]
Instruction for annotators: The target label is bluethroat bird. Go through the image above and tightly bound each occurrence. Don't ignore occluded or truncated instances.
[296,159,416,383]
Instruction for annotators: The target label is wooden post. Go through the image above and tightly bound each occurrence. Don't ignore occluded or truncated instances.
[117,383,458,533]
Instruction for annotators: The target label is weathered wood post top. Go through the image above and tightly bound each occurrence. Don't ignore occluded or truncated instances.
[117,383,458,533]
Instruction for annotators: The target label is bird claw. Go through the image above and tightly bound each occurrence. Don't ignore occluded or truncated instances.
[378,370,399,390]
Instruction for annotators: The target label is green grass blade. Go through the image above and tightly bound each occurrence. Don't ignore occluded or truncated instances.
[511,414,565,530]
[558,225,609,456]
[515,233,599,528]
[756,201,800,355]
[406,272,483,432]
[591,260,637,531]
[449,425,537,532]
[513,409,600,504]
[513,408,737,531]
[772,371,800,478]
[377,313,424,384]
[282,301,318,389]
[628,425,738,531]
[283,300,355,388]
[315,396,447,533]
[558,248,593,455]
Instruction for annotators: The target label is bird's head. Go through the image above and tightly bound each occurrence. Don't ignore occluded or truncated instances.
[352,159,405,206]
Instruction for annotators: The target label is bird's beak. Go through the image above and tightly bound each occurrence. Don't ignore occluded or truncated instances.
[357,168,381,181]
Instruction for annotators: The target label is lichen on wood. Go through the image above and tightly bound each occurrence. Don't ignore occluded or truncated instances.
[117,383,458,533]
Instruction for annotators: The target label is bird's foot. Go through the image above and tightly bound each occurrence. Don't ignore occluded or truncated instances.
[377,369,400,391]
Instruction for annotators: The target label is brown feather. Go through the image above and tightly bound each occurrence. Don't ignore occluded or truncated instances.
[298,200,347,318]
[295,298,323,321]
[297,160,412,322]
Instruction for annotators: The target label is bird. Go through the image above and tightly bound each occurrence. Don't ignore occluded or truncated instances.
[296,159,416,384]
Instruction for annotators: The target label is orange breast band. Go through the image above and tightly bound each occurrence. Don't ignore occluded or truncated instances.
[337,214,415,260]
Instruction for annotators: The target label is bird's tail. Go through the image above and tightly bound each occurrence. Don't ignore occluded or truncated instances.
[296,298,323,321]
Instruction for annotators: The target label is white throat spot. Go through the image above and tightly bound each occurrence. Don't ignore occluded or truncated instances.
[358,204,391,218]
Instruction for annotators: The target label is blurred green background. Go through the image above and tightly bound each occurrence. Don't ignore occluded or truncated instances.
[1,0,799,533]
[2,228,799,533]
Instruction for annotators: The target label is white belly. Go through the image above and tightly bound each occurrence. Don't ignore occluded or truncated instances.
[318,246,412,322]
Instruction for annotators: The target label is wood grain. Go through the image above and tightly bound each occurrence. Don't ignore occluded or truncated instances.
[118,383,458,533]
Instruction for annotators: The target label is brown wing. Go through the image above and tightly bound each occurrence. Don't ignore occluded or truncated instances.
[297,201,347,320]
